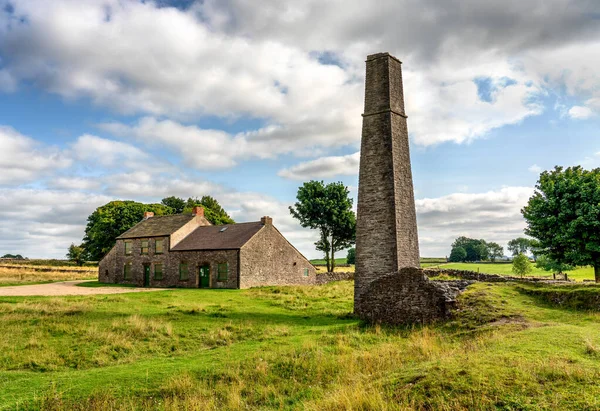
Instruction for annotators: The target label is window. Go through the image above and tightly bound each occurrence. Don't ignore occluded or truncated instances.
[217,263,228,281]
[124,241,132,256]
[124,262,132,280]
[155,238,164,254]
[303,268,309,277]
[141,239,149,255]
[154,263,163,280]
[179,263,189,280]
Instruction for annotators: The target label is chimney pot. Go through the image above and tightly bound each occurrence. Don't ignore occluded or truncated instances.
[261,216,273,225]
[143,211,154,219]
[192,206,204,217]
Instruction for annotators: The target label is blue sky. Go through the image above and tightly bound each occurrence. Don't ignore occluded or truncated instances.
[1,0,599,259]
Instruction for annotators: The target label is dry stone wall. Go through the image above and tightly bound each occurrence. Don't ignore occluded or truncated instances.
[355,267,472,325]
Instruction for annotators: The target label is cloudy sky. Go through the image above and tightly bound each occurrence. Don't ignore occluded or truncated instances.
[1,0,599,259]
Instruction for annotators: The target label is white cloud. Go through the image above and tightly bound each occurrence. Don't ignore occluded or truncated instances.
[278,152,360,180]
[3,0,595,156]
[529,164,542,174]
[70,134,149,168]
[0,188,112,258]
[568,105,595,120]
[0,126,71,185]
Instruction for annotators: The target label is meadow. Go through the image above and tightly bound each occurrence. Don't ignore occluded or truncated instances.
[433,262,595,281]
[3,280,600,410]
[0,264,97,287]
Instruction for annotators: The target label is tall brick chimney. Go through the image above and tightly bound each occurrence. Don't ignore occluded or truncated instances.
[143,211,154,219]
[354,52,420,313]
[261,216,273,225]
[192,206,204,217]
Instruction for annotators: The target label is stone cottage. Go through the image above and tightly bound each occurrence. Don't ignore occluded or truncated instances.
[98,206,316,288]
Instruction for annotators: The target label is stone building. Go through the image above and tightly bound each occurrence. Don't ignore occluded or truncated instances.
[98,207,315,288]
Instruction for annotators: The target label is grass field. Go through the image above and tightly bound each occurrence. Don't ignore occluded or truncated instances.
[0,265,97,287]
[3,281,600,409]
[434,262,595,281]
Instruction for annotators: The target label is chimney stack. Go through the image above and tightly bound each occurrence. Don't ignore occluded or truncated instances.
[143,211,154,219]
[192,206,204,217]
[261,216,273,225]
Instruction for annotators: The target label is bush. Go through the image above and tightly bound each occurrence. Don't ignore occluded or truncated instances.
[512,253,532,277]
[346,248,356,265]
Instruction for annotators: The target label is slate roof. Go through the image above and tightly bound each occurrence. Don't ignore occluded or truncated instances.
[117,214,196,239]
[171,222,263,251]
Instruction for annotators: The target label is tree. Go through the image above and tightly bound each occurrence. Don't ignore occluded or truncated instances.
[66,243,86,266]
[161,196,186,214]
[522,166,600,282]
[289,181,356,272]
[512,253,532,277]
[507,237,531,256]
[346,248,356,265]
[535,255,573,279]
[183,196,235,225]
[1,253,25,259]
[82,201,173,261]
[449,246,467,262]
[450,237,488,262]
[486,242,504,262]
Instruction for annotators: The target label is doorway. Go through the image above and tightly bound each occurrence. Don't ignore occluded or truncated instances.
[143,264,150,287]
[199,264,210,288]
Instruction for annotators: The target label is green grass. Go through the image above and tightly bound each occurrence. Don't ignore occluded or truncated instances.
[4,281,600,409]
[437,262,595,281]
[310,258,348,265]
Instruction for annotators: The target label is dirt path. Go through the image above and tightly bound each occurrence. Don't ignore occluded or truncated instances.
[0,281,166,297]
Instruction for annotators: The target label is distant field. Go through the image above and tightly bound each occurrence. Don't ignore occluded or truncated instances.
[0,265,97,287]
[310,258,347,266]
[435,262,595,281]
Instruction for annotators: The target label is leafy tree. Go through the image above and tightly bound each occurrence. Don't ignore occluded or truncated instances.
[346,248,356,265]
[486,242,504,262]
[512,253,532,277]
[161,196,186,214]
[66,243,87,266]
[507,237,531,256]
[450,237,488,262]
[449,246,467,262]
[289,181,356,272]
[183,196,235,225]
[82,201,173,261]
[535,255,573,279]
[522,166,600,282]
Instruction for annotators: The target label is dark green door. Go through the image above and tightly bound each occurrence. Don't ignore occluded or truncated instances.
[143,265,150,287]
[199,264,210,288]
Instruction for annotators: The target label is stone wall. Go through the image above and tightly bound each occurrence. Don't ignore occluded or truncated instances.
[355,267,471,325]
[314,271,354,285]
[424,269,572,284]
[239,224,316,288]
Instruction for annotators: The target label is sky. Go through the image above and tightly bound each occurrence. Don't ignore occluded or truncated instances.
[1,0,600,260]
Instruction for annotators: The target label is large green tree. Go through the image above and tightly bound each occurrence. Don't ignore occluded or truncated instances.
[450,237,488,262]
[522,166,600,282]
[82,201,172,261]
[289,181,356,272]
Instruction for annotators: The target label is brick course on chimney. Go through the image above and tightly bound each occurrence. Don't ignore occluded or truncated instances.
[143,211,154,219]
[192,206,204,217]
[261,216,273,225]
